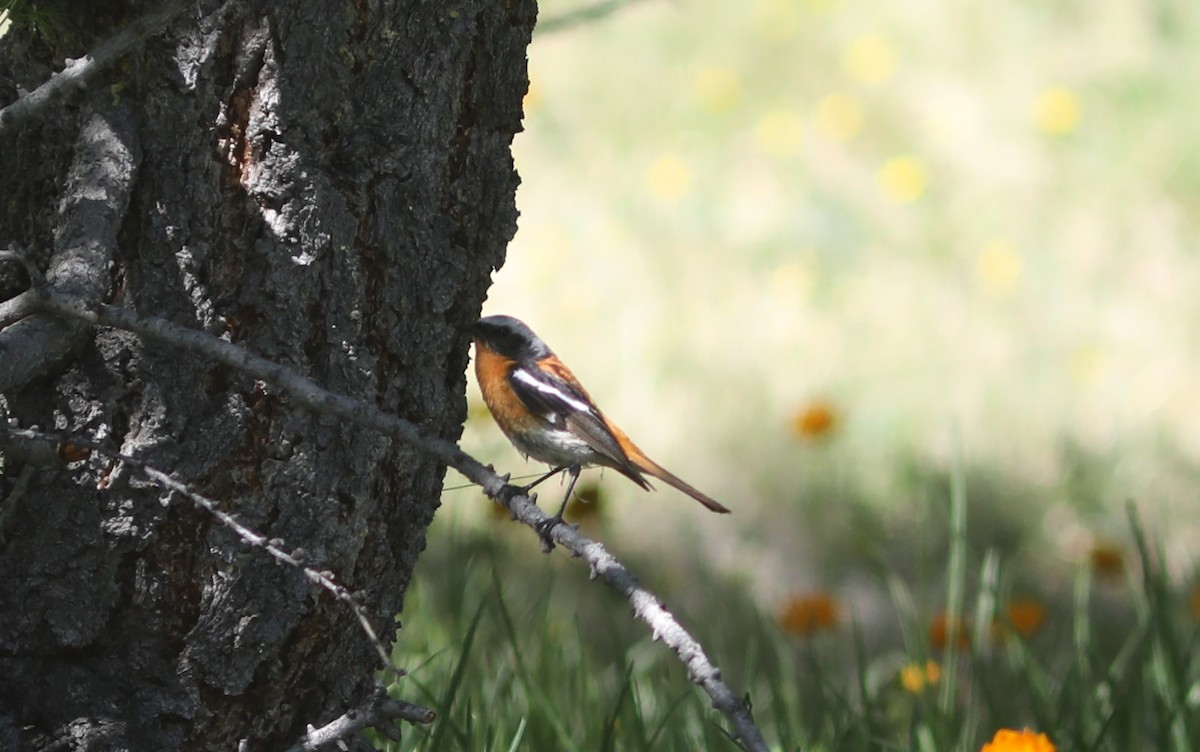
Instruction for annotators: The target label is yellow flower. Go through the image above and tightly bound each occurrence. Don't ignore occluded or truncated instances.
[843,34,894,86]
[755,109,805,157]
[899,661,941,693]
[790,400,839,440]
[815,93,863,141]
[980,728,1056,752]
[778,592,840,636]
[645,154,692,202]
[693,67,742,114]
[878,155,928,203]
[1190,585,1200,622]
[977,240,1022,296]
[1034,87,1081,136]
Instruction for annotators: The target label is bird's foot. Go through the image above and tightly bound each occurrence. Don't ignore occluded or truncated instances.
[534,515,577,553]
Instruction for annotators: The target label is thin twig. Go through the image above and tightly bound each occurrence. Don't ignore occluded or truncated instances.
[284,683,436,752]
[0,0,186,134]
[0,426,417,688]
[30,288,497,490]
[23,290,769,751]
[0,95,140,392]
[500,488,767,749]
[0,248,41,327]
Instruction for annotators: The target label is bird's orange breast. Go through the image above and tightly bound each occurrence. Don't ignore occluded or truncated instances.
[474,341,538,433]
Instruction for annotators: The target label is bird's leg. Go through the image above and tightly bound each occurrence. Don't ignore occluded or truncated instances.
[551,465,582,522]
[535,465,581,543]
[522,465,568,494]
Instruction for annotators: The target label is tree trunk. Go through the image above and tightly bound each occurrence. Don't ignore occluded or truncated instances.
[0,1,534,749]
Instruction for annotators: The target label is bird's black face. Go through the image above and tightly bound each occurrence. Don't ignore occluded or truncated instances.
[472,315,552,361]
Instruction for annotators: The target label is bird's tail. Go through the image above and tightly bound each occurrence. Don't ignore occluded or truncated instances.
[636,458,731,514]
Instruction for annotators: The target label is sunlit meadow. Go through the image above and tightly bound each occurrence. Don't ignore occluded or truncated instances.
[388,0,1200,749]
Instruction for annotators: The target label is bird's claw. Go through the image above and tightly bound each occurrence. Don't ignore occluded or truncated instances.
[534,515,578,553]
[535,516,561,538]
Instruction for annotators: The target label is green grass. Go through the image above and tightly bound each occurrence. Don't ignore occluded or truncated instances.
[380,477,1200,751]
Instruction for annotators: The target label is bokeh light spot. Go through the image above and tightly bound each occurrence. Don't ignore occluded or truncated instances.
[645,154,693,202]
[844,34,894,85]
[878,155,928,203]
[1034,87,1081,136]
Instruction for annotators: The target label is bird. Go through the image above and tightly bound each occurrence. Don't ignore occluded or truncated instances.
[470,314,730,537]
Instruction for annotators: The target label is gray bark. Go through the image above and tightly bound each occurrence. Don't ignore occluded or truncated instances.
[0,0,535,749]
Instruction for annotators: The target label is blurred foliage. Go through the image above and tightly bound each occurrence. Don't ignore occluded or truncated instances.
[383,502,1200,750]
[454,0,1200,610]
[412,0,1200,748]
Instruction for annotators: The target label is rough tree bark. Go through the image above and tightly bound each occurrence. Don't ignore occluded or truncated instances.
[0,1,535,749]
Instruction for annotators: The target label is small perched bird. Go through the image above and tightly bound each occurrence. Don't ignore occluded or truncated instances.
[471,315,730,535]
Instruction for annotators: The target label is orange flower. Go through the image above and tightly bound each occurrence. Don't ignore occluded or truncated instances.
[929,611,970,651]
[1190,585,1200,622]
[790,400,839,440]
[779,591,840,636]
[980,728,1056,752]
[1089,541,1125,580]
[992,598,1046,641]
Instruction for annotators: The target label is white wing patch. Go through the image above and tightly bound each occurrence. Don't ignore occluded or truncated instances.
[512,367,593,414]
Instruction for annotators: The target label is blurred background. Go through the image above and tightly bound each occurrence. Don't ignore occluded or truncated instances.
[406,1,1200,746]
[446,0,1200,613]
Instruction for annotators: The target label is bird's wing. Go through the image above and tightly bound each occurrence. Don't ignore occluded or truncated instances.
[507,361,648,486]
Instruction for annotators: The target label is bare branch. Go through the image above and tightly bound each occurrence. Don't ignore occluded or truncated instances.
[498,490,768,750]
[284,684,436,752]
[0,248,42,283]
[0,99,140,391]
[27,288,499,491]
[0,1,186,134]
[0,290,36,329]
[23,291,769,751]
[0,426,415,687]
[0,250,41,327]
